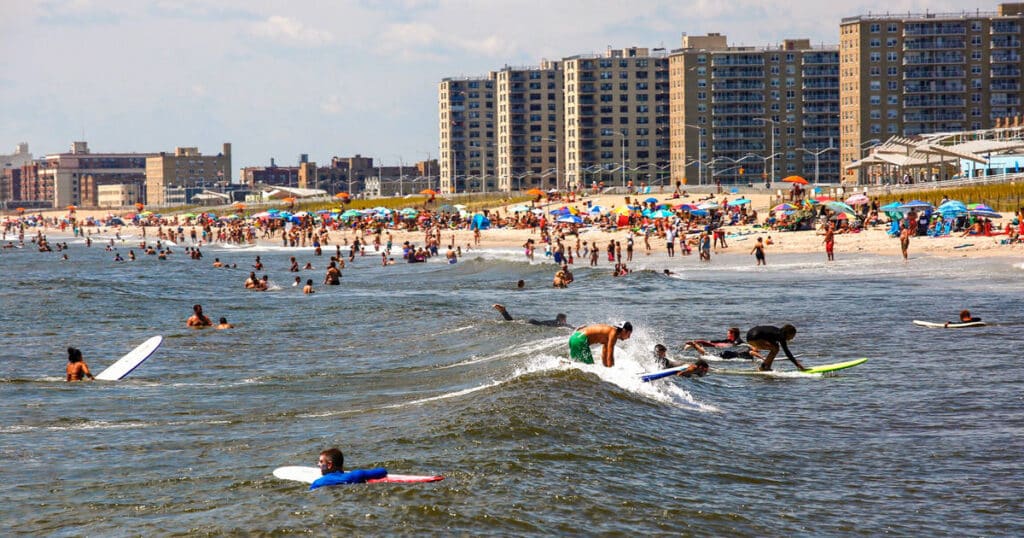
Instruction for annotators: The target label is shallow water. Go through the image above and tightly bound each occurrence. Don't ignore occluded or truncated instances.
[2,236,1023,536]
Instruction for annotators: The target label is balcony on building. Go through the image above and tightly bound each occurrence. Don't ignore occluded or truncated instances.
[710,55,765,66]
[903,66,965,78]
[991,21,1022,34]
[992,65,1023,77]
[803,91,837,102]
[991,95,1022,106]
[991,36,1022,48]
[710,92,766,104]
[803,103,840,113]
[711,104,765,115]
[903,95,966,108]
[711,128,764,141]
[991,51,1022,63]
[991,80,1022,91]
[802,80,839,90]
[903,37,966,50]
[903,81,965,93]
[903,51,965,65]
[711,67,765,79]
[711,80,765,91]
[903,22,966,36]
[903,111,966,122]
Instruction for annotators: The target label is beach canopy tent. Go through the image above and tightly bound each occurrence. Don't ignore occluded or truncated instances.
[470,213,490,230]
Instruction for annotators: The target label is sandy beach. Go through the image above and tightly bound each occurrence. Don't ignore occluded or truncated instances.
[15,191,1023,260]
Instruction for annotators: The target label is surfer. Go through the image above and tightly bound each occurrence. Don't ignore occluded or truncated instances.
[216,317,234,330]
[745,324,805,371]
[65,347,94,381]
[187,304,213,328]
[310,448,387,490]
[492,304,568,327]
[568,322,632,367]
[654,344,711,377]
[684,327,744,350]
[946,310,981,327]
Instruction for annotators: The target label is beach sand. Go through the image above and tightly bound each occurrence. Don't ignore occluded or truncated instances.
[18,192,1023,260]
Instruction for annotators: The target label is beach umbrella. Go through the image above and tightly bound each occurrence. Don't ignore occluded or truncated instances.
[937,201,967,217]
[182,213,196,219]
[557,215,583,224]
[509,204,530,212]
[833,213,849,220]
[526,188,545,196]
[697,201,719,210]
[644,197,659,204]
[967,203,994,212]
[969,209,1002,219]
[782,175,809,185]
[420,189,438,196]
[652,209,675,218]
[612,206,633,215]
[471,213,491,229]
[674,203,699,211]
[899,200,933,211]
[453,204,467,210]
[846,193,870,205]
[689,209,709,217]
[825,201,856,214]
[728,198,751,207]
[772,203,796,211]
[550,207,570,216]
[589,205,605,213]
[879,201,902,211]
[400,208,419,217]
[252,211,272,218]
[341,209,363,219]
[334,192,350,199]
[140,210,153,216]
[437,204,457,214]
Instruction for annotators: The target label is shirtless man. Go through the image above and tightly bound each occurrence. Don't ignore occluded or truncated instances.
[823,223,835,261]
[216,317,234,330]
[746,324,804,371]
[568,322,633,367]
[66,347,94,381]
[187,304,213,328]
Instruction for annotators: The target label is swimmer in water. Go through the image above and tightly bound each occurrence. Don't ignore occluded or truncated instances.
[65,347,94,382]
[492,304,568,327]
[187,304,213,328]
[216,317,234,330]
[655,344,710,378]
[303,279,315,294]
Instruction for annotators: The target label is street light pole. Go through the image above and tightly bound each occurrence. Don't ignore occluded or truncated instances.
[542,137,560,191]
[754,118,780,184]
[685,124,703,186]
[797,146,834,185]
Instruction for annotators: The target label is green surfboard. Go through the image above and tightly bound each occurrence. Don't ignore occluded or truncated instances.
[801,358,868,374]
[716,358,868,376]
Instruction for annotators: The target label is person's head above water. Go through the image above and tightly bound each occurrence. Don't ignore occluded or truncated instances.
[318,448,343,474]
[556,313,567,323]
[694,359,709,376]
[960,309,972,322]
[654,344,667,356]
[728,327,741,340]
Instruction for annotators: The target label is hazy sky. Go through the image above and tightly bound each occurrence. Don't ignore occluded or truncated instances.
[1,0,994,178]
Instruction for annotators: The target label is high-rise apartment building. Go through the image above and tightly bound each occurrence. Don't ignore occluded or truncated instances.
[439,76,496,193]
[145,143,231,206]
[839,3,1024,182]
[494,61,564,192]
[669,34,840,185]
[562,47,670,190]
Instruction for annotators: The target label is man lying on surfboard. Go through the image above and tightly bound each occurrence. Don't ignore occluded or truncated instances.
[310,448,387,490]
[493,304,569,328]
[946,310,981,328]
[655,344,709,378]
[683,327,744,351]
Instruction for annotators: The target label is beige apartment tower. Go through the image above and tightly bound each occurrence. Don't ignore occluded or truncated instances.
[839,3,1024,183]
[439,77,496,193]
[145,143,231,206]
[669,34,840,186]
[562,47,671,190]
[494,61,564,192]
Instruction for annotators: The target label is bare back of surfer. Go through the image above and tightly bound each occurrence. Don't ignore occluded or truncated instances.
[568,323,632,367]
[65,347,94,381]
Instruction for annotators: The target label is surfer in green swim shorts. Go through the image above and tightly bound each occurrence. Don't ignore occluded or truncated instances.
[569,322,632,367]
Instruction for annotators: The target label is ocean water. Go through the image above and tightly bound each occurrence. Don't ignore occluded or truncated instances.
[2,234,1023,536]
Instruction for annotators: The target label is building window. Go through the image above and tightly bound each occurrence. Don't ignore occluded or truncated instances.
[869,38,881,47]
[887,23,898,32]
[887,52,898,62]
[886,38,898,47]
[870,109,881,119]
[869,52,881,62]
[869,23,881,33]
[887,95,898,105]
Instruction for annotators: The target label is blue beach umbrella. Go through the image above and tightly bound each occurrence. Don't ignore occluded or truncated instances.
[728,198,751,207]
[557,215,583,224]
[879,201,902,211]
[644,197,659,204]
[898,200,933,211]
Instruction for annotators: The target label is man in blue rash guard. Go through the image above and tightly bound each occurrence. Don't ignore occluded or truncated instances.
[309,448,387,490]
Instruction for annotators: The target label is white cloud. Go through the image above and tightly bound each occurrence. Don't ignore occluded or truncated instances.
[381,21,516,60]
[321,95,344,115]
[249,15,334,46]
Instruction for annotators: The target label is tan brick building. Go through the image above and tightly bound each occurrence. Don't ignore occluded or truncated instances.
[439,77,496,193]
[839,3,1024,183]
[494,61,564,191]
[145,143,231,206]
[669,34,840,186]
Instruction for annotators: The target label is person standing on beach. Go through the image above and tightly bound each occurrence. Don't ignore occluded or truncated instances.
[187,304,213,328]
[751,237,766,266]
[66,347,94,381]
[665,226,675,257]
[823,223,835,261]
[568,323,633,367]
[899,224,911,260]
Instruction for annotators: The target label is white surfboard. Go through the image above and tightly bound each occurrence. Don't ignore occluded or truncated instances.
[273,465,444,484]
[912,320,986,329]
[95,336,163,380]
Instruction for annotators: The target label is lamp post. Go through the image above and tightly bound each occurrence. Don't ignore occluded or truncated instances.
[684,124,703,185]
[753,118,782,184]
[541,137,560,191]
[797,146,834,186]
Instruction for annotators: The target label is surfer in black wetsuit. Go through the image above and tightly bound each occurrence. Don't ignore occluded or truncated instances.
[492,304,569,328]
[946,309,981,327]
[655,344,709,377]
[746,324,805,371]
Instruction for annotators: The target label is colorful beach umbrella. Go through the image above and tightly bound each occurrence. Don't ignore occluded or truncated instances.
[782,175,809,185]
[845,193,870,206]
[526,188,545,196]
[557,215,583,224]
[825,201,856,214]
[727,198,751,206]
[772,203,796,211]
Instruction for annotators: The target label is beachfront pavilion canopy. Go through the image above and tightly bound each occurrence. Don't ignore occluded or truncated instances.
[845,128,1024,184]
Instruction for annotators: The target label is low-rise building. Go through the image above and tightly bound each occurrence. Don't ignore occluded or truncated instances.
[146,143,231,206]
